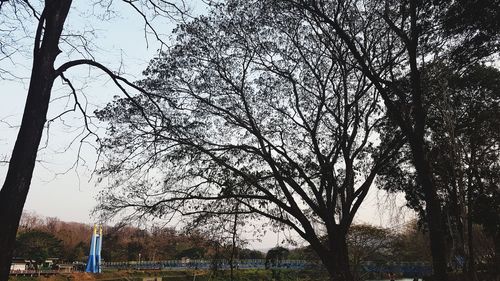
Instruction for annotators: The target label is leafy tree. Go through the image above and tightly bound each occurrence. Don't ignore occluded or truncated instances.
[347,224,393,279]
[275,1,499,279]
[96,1,404,280]
[288,246,318,261]
[265,247,290,269]
[389,220,432,263]
[239,249,264,260]
[14,230,62,268]
[434,64,499,277]
[176,247,206,259]
[378,64,500,278]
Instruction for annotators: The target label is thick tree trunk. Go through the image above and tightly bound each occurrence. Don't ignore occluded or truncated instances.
[467,208,478,281]
[466,171,478,281]
[448,182,466,272]
[410,141,448,281]
[406,0,448,279]
[0,1,72,281]
[318,235,353,281]
[495,231,500,281]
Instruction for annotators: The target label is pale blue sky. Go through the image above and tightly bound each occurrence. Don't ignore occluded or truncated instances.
[0,0,412,249]
[0,0,186,227]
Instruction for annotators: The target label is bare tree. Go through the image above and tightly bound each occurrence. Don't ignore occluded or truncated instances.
[96,2,404,280]
[0,0,187,279]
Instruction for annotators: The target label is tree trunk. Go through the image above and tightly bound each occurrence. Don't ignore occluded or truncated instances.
[229,208,238,281]
[406,1,448,279]
[409,141,448,281]
[0,1,72,280]
[447,181,466,272]
[466,170,478,281]
[495,231,500,281]
[319,235,353,281]
[467,207,478,281]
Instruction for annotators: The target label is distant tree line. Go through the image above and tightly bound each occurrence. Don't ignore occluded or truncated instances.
[17,212,496,274]
[14,212,266,264]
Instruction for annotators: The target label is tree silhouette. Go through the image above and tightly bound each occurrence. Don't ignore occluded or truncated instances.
[96,2,404,280]
[276,0,499,279]
[379,64,500,278]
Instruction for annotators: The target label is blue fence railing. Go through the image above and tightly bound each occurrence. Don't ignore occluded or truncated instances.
[103,259,318,270]
[103,259,432,275]
[360,261,433,276]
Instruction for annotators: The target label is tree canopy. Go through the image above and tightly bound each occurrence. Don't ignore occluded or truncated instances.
[14,230,62,267]
[96,1,406,279]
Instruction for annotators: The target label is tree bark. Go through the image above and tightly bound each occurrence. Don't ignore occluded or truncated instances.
[409,140,448,281]
[466,169,478,281]
[317,234,353,281]
[406,0,448,278]
[494,231,500,281]
[288,1,451,278]
[229,207,238,281]
[0,1,72,280]
[467,206,478,281]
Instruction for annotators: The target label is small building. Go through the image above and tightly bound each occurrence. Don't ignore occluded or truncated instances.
[10,262,26,271]
[10,258,31,271]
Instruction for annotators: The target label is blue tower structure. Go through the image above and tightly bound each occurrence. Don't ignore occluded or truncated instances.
[86,225,103,273]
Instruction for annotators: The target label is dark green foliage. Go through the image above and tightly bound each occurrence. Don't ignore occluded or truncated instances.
[14,230,62,266]
[176,247,206,259]
[265,247,289,268]
[238,249,265,260]
[288,246,317,260]
[378,63,500,273]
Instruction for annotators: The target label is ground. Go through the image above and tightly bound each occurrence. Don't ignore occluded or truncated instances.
[9,269,330,281]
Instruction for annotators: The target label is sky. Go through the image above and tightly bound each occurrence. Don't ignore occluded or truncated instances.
[1,0,173,221]
[0,0,413,250]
